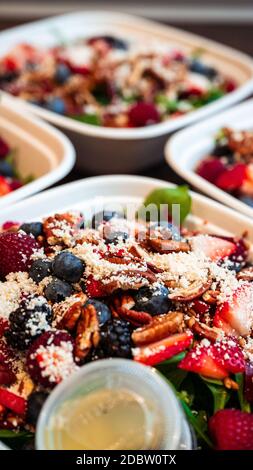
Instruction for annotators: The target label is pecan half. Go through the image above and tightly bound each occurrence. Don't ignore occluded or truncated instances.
[53,292,87,330]
[43,212,83,246]
[102,268,157,294]
[169,278,212,302]
[187,318,221,342]
[75,302,100,361]
[112,294,152,326]
[132,311,184,346]
[237,266,253,281]
[224,127,253,158]
[148,238,190,254]
[202,289,220,304]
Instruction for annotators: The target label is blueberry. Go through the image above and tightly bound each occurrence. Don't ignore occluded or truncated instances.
[0,160,14,177]
[45,278,73,303]
[29,259,52,283]
[239,196,253,208]
[86,299,111,326]
[55,64,71,84]
[134,284,171,315]
[189,59,217,79]
[90,35,128,50]
[91,210,124,229]
[105,231,129,244]
[45,97,66,114]
[27,391,49,426]
[19,222,43,238]
[52,251,84,283]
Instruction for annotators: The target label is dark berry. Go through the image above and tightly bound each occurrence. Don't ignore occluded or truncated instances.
[0,137,10,159]
[55,64,71,84]
[27,391,49,426]
[89,35,128,50]
[44,278,73,303]
[5,297,52,350]
[99,318,132,359]
[239,196,253,208]
[189,59,217,79]
[29,259,52,283]
[0,362,16,386]
[85,299,111,326]
[52,251,84,283]
[104,231,129,244]
[134,284,171,315]
[19,222,43,238]
[91,210,124,229]
[0,160,14,177]
[45,97,65,114]
[196,158,226,184]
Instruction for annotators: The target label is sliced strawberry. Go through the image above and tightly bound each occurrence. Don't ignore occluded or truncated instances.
[211,339,245,373]
[213,312,236,336]
[0,231,40,278]
[214,282,253,336]
[190,299,211,317]
[179,342,228,379]
[196,158,226,184]
[191,234,236,261]
[216,163,247,191]
[0,388,26,415]
[0,176,11,196]
[86,275,106,297]
[209,409,253,450]
[133,331,193,366]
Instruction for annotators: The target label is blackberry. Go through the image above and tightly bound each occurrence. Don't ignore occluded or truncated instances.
[99,319,132,359]
[27,391,49,427]
[5,297,52,350]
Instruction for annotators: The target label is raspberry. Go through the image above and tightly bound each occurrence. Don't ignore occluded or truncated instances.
[128,102,160,127]
[209,409,253,450]
[216,163,247,191]
[0,231,40,279]
[196,158,226,184]
[27,330,76,388]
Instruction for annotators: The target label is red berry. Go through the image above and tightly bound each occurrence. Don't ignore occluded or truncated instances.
[196,158,226,184]
[0,176,11,196]
[0,388,26,415]
[27,330,76,388]
[86,275,106,297]
[9,180,23,191]
[211,339,245,374]
[190,299,210,317]
[133,331,193,366]
[0,363,16,386]
[0,137,10,159]
[0,318,9,337]
[179,342,228,379]
[1,221,20,231]
[216,163,247,191]
[128,102,160,127]
[191,234,236,262]
[224,79,237,93]
[245,362,253,403]
[209,409,253,450]
[0,231,40,279]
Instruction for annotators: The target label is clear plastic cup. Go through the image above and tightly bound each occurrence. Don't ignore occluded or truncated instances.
[36,359,192,450]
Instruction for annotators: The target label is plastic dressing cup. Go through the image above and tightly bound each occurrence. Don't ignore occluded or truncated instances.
[36,359,192,450]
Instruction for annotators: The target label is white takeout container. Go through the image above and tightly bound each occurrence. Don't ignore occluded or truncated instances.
[1,174,253,451]
[166,98,253,219]
[0,94,75,209]
[1,11,253,173]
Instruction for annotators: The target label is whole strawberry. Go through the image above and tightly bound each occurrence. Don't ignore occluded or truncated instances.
[209,409,253,450]
[0,231,40,279]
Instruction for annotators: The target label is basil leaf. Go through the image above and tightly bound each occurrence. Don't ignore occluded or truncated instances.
[200,376,230,413]
[140,185,191,223]
[180,400,213,448]
[155,95,178,113]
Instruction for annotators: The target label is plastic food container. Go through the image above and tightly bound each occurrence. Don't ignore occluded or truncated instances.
[0,94,75,209]
[166,98,253,219]
[36,359,192,450]
[1,174,253,451]
[1,11,253,174]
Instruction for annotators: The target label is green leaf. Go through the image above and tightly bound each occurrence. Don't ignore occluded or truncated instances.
[200,376,230,413]
[73,114,101,126]
[0,430,32,439]
[180,400,213,448]
[155,95,178,113]
[235,373,251,413]
[140,185,191,224]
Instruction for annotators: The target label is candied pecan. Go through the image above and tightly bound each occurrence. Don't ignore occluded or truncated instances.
[102,268,157,294]
[43,212,83,246]
[148,238,190,254]
[75,302,100,361]
[223,127,253,158]
[117,307,152,326]
[169,278,212,302]
[53,293,87,330]
[187,318,221,342]
[223,377,239,391]
[202,289,220,304]
[237,266,253,281]
[132,311,184,346]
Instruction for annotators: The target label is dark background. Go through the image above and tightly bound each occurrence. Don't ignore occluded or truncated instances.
[0,1,253,186]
